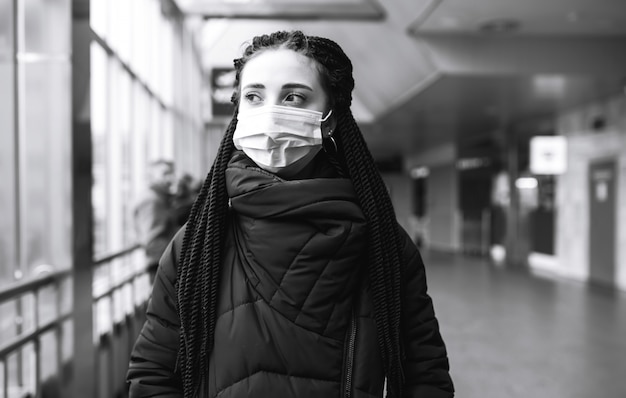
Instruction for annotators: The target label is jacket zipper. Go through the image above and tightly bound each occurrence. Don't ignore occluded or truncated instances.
[343,310,357,398]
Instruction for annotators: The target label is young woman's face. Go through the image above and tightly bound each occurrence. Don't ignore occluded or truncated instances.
[238,49,329,114]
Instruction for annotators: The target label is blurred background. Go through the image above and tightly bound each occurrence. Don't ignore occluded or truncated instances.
[0,0,625,397]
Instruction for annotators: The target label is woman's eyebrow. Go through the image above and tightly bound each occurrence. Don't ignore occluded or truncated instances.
[242,83,265,90]
[282,83,313,91]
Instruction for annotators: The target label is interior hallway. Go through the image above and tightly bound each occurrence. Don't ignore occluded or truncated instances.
[422,250,626,398]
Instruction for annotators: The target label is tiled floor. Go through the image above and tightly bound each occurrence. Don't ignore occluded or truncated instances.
[421,250,626,398]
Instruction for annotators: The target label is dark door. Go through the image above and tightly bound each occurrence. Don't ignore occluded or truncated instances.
[588,159,617,286]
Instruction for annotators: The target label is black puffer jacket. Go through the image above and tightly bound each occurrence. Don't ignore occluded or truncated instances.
[127,154,454,398]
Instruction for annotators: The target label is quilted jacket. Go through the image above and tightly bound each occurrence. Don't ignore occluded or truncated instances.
[127,152,454,397]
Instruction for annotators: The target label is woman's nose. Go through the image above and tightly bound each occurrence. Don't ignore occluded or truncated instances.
[264,94,281,106]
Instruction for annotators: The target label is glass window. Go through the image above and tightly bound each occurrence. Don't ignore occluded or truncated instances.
[116,0,132,64]
[0,0,13,57]
[91,42,109,257]
[130,81,148,199]
[23,0,71,54]
[105,58,122,255]
[90,0,108,40]
[147,0,159,95]
[162,110,174,160]
[106,0,120,52]
[0,61,16,288]
[88,0,207,261]
[148,97,162,160]
[161,18,173,106]
[131,0,147,79]
[20,60,72,277]
[113,68,133,250]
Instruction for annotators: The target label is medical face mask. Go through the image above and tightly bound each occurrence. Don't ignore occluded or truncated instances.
[233,105,331,170]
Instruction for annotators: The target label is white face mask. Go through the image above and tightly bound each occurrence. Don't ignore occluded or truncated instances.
[233,105,331,170]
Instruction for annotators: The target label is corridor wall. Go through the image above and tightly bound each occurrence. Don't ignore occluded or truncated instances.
[554,94,626,291]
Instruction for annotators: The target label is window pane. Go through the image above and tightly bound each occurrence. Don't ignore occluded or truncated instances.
[21,61,72,277]
[91,43,109,257]
[161,18,173,105]
[0,60,17,288]
[117,0,132,64]
[106,0,119,52]
[23,0,70,54]
[131,0,147,79]
[106,59,122,253]
[118,73,134,248]
[90,0,108,40]
[107,64,132,252]
[131,81,148,197]
[150,99,164,159]
[0,0,13,57]
[162,110,174,161]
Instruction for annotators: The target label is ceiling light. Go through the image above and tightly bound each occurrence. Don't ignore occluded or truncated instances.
[515,177,538,190]
[532,75,566,98]
[410,167,430,179]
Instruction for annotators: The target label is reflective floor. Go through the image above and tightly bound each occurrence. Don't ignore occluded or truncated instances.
[423,250,626,398]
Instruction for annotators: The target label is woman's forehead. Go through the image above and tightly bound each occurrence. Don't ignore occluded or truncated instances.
[240,49,322,88]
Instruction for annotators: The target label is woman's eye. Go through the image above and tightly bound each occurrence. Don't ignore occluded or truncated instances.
[244,92,262,104]
[283,92,306,105]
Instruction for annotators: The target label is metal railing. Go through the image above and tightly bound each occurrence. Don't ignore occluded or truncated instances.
[0,270,71,398]
[0,244,150,398]
[92,244,150,398]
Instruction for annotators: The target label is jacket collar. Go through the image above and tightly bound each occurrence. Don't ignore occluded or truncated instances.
[225,151,363,221]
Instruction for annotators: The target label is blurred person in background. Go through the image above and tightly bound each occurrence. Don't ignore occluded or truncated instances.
[133,159,179,284]
[128,31,453,398]
[173,173,201,227]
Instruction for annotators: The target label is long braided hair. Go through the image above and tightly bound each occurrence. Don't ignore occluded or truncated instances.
[176,30,405,398]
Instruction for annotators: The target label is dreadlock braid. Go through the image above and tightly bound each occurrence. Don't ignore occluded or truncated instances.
[305,32,406,398]
[334,110,405,398]
[177,116,237,397]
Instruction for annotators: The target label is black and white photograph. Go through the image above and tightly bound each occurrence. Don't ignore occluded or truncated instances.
[1,0,625,397]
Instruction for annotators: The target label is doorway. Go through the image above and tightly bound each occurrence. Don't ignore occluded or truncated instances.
[588,159,617,286]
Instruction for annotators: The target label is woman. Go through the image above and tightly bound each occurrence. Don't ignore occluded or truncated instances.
[127,30,454,398]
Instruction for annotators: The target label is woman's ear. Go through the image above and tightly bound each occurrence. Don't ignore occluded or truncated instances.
[322,110,337,138]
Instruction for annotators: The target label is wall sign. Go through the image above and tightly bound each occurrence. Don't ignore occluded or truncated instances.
[211,67,236,117]
[530,136,567,175]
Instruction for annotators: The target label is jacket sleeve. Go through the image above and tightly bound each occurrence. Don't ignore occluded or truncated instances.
[399,227,454,398]
[127,228,184,397]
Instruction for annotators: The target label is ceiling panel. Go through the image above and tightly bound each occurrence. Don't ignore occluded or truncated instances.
[177,0,385,20]
[408,0,626,36]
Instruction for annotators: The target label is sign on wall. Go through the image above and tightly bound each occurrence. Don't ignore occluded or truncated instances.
[530,136,568,175]
[211,68,236,117]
